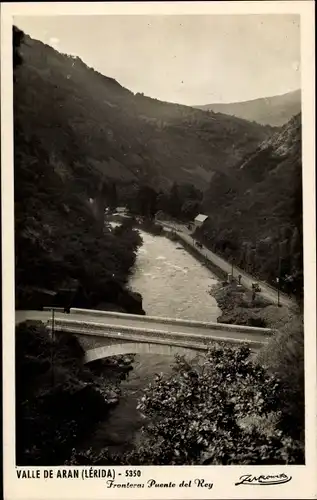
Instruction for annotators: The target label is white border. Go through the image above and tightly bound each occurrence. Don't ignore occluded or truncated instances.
[1,2,316,499]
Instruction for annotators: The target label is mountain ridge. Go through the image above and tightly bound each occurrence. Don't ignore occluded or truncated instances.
[195,89,301,127]
[16,31,273,192]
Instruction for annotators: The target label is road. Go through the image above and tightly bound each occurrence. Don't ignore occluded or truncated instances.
[159,221,296,309]
[15,310,271,345]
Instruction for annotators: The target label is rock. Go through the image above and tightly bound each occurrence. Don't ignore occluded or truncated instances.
[118,289,145,315]
[121,355,135,365]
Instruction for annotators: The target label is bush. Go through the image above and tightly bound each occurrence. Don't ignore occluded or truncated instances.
[69,344,304,465]
[16,322,123,465]
[129,345,303,465]
[257,317,304,441]
[248,317,267,327]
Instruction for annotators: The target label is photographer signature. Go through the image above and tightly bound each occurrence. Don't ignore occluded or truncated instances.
[235,473,292,486]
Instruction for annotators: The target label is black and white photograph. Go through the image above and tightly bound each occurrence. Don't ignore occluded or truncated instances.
[1,1,316,497]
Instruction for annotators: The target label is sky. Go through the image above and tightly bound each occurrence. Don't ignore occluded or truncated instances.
[14,14,301,106]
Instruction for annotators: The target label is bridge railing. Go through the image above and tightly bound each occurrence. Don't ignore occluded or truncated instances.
[46,318,269,351]
[69,308,273,335]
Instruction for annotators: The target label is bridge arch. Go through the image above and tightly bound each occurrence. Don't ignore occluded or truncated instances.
[84,342,202,363]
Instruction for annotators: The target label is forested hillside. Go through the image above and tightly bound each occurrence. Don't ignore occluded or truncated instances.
[197,114,303,298]
[15,29,272,191]
[196,90,301,127]
[14,27,275,308]
[14,27,143,312]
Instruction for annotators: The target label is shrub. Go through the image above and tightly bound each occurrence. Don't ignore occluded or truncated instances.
[257,317,304,441]
[69,344,304,466]
[128,345,303,465]
[15,322,123,465]
[248,317,267,327]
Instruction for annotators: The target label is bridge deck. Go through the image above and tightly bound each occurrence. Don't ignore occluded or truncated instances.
[16,310,272,344]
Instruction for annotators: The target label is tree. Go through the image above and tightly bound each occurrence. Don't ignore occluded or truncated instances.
[131,345,303,465]
[106,182,118,210]
[257,318,304,441]
[181,199,200,220]
[134,185,157,218]
[15,321,112,465]
[178,183,203,203]
[168,182,182,218]
[68,344,304,466]
[290,227,301,270]
[13,26,24,71]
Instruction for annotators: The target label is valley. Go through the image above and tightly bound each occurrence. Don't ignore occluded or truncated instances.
[13,22,304,468]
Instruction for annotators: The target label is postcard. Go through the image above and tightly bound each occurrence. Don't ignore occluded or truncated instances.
[1,1,316,498]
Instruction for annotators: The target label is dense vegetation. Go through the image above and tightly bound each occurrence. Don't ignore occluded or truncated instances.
[257,317,304,442]
[15,28,271,193]
[16,321,132,465]
[118,182,203,221]
[196,114,303,299]
[14,27,143,312]
[68,343,304,465]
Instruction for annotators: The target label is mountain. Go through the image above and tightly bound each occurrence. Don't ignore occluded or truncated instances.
[13,27,277,308]
[195,90,301,127]
[198,113,302,297]
[15,31,273,192]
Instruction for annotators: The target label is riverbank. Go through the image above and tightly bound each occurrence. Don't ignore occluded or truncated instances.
[117,217,300,335]
[77,353,176,457]
[16,215,145,317]
[162,228,294,331]
[156,219,296,308]
[164,230,228,281]
[15,320,137,465]
[209,281,299,331]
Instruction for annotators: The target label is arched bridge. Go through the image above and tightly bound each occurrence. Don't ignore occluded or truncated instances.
[16,308,273,363]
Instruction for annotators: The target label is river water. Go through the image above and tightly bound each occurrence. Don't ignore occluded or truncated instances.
[85,229,220,453]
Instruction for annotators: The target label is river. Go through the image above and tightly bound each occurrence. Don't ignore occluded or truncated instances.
[84,229,220,453]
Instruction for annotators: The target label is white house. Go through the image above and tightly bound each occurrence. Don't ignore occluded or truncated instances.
[194,214,208,228]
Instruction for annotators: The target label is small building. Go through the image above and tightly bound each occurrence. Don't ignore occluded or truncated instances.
[194,213,208,228]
